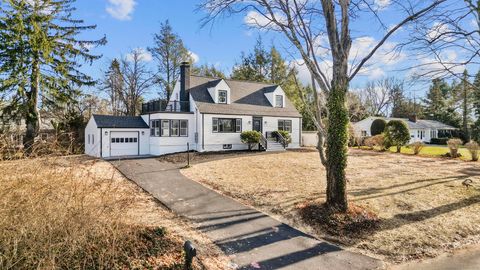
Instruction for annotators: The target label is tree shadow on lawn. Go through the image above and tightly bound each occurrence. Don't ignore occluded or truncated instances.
[297,194,480,247]
[349,175,470,199]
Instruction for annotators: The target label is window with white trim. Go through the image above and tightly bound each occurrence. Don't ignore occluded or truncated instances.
[218,90,227,104]
[275,95,283,108]
[150,119,188,137]
[278,120,292,132]
[212,118,242,133]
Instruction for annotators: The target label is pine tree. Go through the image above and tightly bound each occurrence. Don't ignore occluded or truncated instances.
[231,37,271,82]
[148,20,189,100]
[472,70,480,142]
[423,79,461,128]
[100,59,125,115]
[191,64,225,78]
[0,0,106,152]
[460,70,472,141]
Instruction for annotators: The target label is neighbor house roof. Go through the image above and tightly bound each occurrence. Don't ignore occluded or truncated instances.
[188,75,301,117]
[92,115,149,128]
[367,117,457,130]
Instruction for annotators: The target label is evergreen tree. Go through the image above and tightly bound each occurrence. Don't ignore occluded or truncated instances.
[459,70,472,141]
[0,0,106,151]
[100,59,125,115]
[423,79,461,127]
[231,37,271,82]
[191,64,225,78]
[148,20,189,100]
[472,70,480,141]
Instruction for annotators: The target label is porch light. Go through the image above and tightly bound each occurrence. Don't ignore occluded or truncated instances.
[141,131,145,135]
[248,121,251,124]
[105,131,108,135]
[264,121,267,125]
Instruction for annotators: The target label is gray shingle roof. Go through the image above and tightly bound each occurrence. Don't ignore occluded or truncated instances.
[382,117,456,130]
[189,76,301,117]
[92,115,149,128]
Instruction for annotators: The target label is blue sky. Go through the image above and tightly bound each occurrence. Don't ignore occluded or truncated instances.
[74,0,471,100]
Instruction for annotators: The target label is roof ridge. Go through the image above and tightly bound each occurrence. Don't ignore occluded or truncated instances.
[190,74,278,87]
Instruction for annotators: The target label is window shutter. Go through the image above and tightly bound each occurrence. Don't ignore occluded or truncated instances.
[213,118,218,132]
[236,119,242,132]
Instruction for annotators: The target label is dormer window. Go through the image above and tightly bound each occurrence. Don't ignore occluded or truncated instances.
[218,90,227,104]
[275,95,283,108]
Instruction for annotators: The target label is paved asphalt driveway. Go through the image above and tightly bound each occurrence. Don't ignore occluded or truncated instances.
[112,157,384,270]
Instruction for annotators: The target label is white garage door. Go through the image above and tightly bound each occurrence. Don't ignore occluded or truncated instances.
[110,131,139,157]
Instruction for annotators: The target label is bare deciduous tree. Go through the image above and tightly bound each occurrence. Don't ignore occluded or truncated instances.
[200,0,445,211]
[119,50,155,116]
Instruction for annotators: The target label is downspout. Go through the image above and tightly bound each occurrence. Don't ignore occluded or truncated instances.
[201,113,205,150]
[100,128,103,158]
[299,118,302,147]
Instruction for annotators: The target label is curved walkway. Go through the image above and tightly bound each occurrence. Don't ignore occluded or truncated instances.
[112,157,383,270]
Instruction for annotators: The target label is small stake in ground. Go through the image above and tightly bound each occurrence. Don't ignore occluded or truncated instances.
[187,143,190,167]
[183,240,196,270]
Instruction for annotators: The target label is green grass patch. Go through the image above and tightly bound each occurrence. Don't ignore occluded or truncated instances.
[358,145,473,161]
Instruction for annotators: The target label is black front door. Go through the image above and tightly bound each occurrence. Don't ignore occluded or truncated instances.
[253,117,262,133]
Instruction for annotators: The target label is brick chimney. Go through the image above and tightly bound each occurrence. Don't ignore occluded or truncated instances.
[408,114,418,123]
[180,62,190,112]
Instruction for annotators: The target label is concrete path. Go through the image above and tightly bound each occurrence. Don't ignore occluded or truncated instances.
[391,246,480,270]
[112,158,384,270]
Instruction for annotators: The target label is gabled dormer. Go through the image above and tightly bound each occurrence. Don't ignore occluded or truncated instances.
[207,79,231,104]
[263,85,285,108]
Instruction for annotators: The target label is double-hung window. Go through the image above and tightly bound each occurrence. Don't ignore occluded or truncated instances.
[212,118,241,133]
[180,120,188,136]
[161,120,170,136]
[278,120,292,133]
[171,120,180,136]
[218,90,227,104]
[151,119,188,137]
[275,95,283,108]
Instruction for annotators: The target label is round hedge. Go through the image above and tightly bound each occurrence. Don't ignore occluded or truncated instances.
[370,118,387,136]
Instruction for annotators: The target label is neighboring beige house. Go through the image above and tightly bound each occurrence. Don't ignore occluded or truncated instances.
[352,116,457,144]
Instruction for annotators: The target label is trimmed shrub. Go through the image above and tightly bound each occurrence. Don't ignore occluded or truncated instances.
[409,141,425,155]
[465,141,479,161]
[430,137,449,145]
[447,138,463,158]
[384,120,410,153]
[240,131,261,150]
[370,119,387,136]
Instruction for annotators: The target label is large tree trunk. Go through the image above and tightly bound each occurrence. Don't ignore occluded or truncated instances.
[24,58,40,154]
[325,81,349,212]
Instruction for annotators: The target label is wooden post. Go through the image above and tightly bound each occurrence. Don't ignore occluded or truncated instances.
[187,142,190,167]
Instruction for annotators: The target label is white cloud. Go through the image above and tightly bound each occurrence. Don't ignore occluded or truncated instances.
[126,48,152,62]
[426,22,454,42]
[106,0,136,21]
[367,67,386,79]
[188,51,200,63]
[374,0,391,9]
[290,59,332,86]
[409,49,465,78]
[244,10,286,30]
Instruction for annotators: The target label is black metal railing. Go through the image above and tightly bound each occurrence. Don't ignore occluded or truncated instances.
[141,100,190,114]
[266,131,287,149]
[259,134,268,150]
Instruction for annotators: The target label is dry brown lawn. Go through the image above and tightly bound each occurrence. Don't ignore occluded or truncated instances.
[0,155,228,270]
[182,149,480,263]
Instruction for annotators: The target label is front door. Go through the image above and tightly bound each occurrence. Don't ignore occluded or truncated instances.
[252,117,263,133]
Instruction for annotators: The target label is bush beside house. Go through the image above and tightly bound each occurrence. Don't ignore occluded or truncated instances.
[370,118,387,136]
[384,120,410,153]
[240,131,261,150]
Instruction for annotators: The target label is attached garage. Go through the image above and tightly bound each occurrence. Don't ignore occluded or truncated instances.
[85,115,150,158]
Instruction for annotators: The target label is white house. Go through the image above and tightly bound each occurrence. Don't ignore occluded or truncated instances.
[352,116,457,144]
[85,62,302,158]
